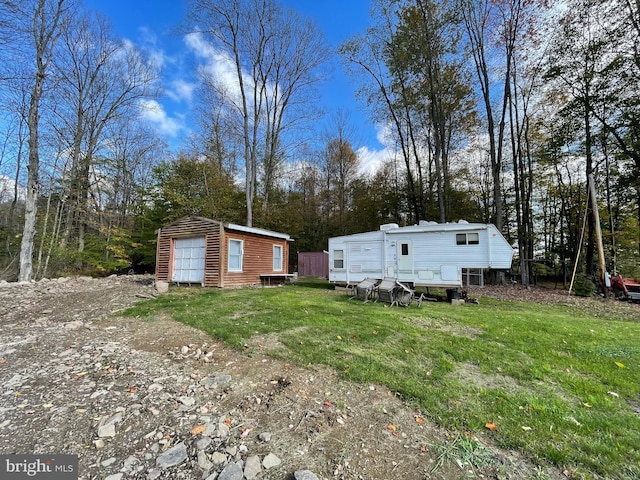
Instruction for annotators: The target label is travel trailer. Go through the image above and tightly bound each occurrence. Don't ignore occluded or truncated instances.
[328,221,513,288]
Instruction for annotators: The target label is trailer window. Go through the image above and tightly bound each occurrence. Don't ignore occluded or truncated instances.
[456,233,480,245]
[401,243,409,256]
[333,250,344,269]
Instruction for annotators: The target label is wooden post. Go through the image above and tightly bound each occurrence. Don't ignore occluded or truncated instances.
[588,174,607,297]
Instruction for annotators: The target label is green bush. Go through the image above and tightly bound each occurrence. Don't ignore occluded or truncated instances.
[572,273,595,297]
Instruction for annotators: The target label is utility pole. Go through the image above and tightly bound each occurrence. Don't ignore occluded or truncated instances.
[588,174,608,297]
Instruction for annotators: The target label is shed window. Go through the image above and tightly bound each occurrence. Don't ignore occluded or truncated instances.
[333,250,344,269]
[273,245,283,271]
[456,233,480,245]
[228,239,243,272]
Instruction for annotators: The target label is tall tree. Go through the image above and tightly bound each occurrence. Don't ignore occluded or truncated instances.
[457,0,524,231]
[340,0,426,223]
[185,0,330,227]
[322,111,360,235]
[545,0,611,277]
[54,10,159,252]
[388,0,476,222]
[17,0,71,281]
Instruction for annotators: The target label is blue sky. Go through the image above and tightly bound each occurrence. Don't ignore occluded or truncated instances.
[83,0,389,173]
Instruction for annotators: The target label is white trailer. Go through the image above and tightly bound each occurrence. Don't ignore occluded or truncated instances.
[328,220,513,288]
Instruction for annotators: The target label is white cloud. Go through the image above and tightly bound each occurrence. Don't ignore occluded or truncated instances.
[0,175,24,203]
[356,123,396,176]
[184,31,256,107]
[356,146,390,176]
[136,27,167,70]
[166,79,195,103]
[138,99,183,137]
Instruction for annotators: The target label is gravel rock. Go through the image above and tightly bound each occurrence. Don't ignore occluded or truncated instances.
[262,453,281,469]
[294,471,320,480]
[156,442,188,468]
[217,462,243,480]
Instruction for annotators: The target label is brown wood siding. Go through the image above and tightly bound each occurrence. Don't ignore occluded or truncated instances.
[155,217,223,287]
[204,227,222,287]
[298,252,328,278]
[156,229,171,282]
[156,216,290,288]
[221,229,289,287]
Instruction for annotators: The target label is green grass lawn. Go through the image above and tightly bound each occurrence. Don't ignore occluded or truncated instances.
[124,279,640,479]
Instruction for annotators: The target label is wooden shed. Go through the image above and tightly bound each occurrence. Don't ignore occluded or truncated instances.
[297,251,329,278]
[156,216,293,287]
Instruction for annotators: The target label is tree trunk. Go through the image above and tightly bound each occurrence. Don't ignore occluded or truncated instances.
[19,67,46,282]
[18,0,66,281]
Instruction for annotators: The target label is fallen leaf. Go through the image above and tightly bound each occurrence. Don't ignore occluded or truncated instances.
[521,426,532,431]
[337,335,342,340]
[43,403,54,409]
[190,424,206,435]
[615,361,626,369]
[484,422,498,431]
[387,424,397,432]
[607,391,619,398]
[372,330,378,335]
[563,469,573,477]
[0,358,6,364]
[415,415,425,424]
[583,403,592,408]
[324,401,334,408]
[224,418,232,426]
[75,371,88,377]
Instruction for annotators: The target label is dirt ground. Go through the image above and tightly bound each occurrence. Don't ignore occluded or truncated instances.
[2,275,632,480]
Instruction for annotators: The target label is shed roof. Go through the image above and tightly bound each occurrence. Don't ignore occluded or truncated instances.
[226,223,292,241]
[159,216,292,241]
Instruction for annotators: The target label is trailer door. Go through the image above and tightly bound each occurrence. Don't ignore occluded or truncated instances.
[398,240,413,275]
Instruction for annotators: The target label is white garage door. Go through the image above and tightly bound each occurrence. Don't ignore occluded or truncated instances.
[172,237,206,283]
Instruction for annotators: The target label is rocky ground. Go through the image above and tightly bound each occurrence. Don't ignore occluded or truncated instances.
[2,275,626,480]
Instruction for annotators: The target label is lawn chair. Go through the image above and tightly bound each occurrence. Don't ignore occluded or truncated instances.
[393,281,416,307]
[376,277,398,305]
[352,278,378,303]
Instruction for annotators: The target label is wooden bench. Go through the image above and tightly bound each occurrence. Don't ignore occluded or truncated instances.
[260,274,295,286]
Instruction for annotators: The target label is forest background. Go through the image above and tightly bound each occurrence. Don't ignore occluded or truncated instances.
[0,0,639,289]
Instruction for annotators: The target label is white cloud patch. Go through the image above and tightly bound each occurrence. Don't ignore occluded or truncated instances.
[356,123,397,176]
[184,31,255,107]
[138,99,183,137]
[356,146,390,176]
[137,27,167,70]
[166,79,195,103]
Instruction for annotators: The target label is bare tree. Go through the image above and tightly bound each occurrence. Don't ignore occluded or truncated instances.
[458,0,516,231]
[53,10,159,252]
[322,110,360,235]
[340,0,425,224]
[185,0,330,227]
[17,0,72,281]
